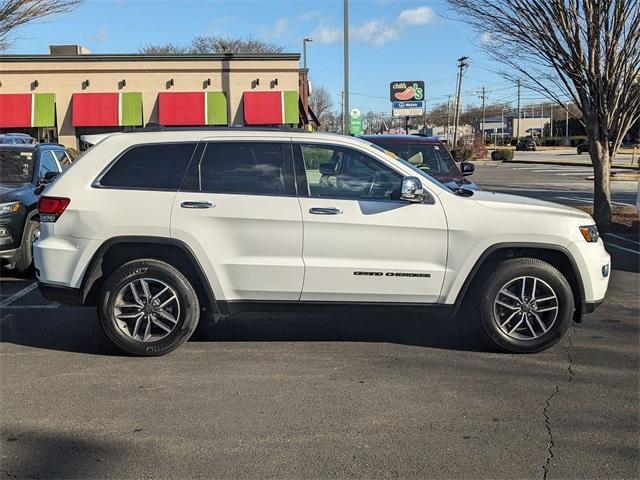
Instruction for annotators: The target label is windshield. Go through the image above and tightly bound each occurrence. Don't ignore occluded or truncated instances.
[366,142,450,191]
[0,149,34,183]
[372,141,460,177]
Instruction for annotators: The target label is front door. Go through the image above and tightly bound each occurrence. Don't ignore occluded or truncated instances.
[295,142,448,303]
[171,138,304,301]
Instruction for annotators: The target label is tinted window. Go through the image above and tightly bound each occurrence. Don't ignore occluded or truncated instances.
[39,151,59,177]
[300,144,401,200]
[199,142,293,195]
[100,143,196,190]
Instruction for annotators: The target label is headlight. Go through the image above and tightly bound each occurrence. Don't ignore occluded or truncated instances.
[579,225,600,242]
[0,201,21,216]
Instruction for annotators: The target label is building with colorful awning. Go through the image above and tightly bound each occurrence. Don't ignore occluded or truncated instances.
[0,45,318,148]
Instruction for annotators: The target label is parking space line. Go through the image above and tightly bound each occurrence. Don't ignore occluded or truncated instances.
[2,303,60,310]
[605,242,640,255]
[556,196,633,207]
[605,233,640,246]
[0,282,38,308]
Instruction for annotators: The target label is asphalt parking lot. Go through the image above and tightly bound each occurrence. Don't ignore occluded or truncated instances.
[1,158,639,479]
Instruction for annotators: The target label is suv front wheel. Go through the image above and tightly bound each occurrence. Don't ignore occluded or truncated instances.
[98,259,200,356]
[480,258,574,353]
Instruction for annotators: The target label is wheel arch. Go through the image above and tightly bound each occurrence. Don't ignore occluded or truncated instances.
[453,242,586,322]
[79,236,217,311]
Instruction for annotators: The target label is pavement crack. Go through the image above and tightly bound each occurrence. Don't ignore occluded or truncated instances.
[541,326,576,480]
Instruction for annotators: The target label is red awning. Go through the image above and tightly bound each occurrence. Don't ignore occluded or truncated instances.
[72,93,119,127]
[0,94,32,128]
[243,92,282,125]
[158,92,205,126]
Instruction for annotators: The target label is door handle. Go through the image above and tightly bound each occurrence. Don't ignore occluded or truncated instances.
[309,207,343,215]
[181,201,214,209]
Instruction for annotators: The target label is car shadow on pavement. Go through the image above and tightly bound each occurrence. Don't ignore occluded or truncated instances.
[0,308,121,356]
[192,309,490,353]
[0,307,490,355]
[0,426,127,479]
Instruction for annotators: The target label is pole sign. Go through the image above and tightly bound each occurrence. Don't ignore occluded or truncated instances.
[349,107,363,135]
[389,81,425,102]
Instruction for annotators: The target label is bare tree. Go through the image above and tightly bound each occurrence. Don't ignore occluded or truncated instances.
[138,36,284,55]
[0,0,82,50]
[447,0,640,226]
[309,85,333,126]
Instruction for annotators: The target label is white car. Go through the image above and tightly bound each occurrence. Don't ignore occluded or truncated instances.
[34,129,610,356]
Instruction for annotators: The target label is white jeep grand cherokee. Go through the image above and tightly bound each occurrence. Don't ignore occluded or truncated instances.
[34,129,610,356]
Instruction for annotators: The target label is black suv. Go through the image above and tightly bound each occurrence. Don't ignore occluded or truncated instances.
[515,138,537,151]
[0,143,70,273]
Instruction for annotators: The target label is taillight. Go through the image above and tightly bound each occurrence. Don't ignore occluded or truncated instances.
[38,196,70,223]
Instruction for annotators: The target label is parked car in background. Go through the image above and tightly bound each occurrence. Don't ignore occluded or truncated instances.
[0,133,36,145]
[577,140,617,154]
[0,143,68,273]
[515,138,537,151]
[361,135,479,191]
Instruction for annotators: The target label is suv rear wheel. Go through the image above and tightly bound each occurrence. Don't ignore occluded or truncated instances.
[98,259,200,356]
[479,258,573,353]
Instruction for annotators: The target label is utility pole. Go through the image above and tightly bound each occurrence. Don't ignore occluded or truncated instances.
[480,86,487,143]
[343,0,349,135]
[550,105,554,143]
[516,79,521,140]
[446,95,451,145]
[565,102,570,146]
[452,56,469,148]
[339,91,344,134]
[501,108,506,146]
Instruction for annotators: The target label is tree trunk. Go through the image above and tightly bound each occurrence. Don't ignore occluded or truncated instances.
[591,138,612,227]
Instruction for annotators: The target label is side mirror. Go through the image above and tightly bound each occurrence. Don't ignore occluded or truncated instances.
[400,176,426,203]
[35,171,59,195]
[460,162,475,176]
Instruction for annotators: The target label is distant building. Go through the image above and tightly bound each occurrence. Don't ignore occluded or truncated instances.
[0,45,317,148]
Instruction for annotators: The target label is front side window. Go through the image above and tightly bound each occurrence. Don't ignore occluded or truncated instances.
[38,151,60,178]
[99,143,197,190]
[300,144,401,200]
[198,142,294,196]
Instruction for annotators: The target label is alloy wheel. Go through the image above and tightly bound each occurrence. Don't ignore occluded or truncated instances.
[113,278,181,342]
[493,276,559,341]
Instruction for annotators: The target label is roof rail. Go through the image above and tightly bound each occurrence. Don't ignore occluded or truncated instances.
[123,125,306,134]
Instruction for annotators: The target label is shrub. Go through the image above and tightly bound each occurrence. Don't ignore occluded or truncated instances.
[472,134,488,160]
[491,149,514,161]
[449,148,473,162]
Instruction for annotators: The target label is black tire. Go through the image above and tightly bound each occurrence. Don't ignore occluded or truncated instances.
[479,258,574,353]
[98,259,200,356]
[15,219,39,274]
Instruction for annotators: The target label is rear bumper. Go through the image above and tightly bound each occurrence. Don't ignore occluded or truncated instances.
[38,282,84,306]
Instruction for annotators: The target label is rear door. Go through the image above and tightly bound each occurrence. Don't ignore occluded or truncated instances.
[171,137,304,301]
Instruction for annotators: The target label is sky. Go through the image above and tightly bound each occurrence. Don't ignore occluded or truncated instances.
[4,0,546,114]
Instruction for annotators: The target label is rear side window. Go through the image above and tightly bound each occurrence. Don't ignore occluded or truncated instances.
[198,142,294,195]
[99,143,196,190]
